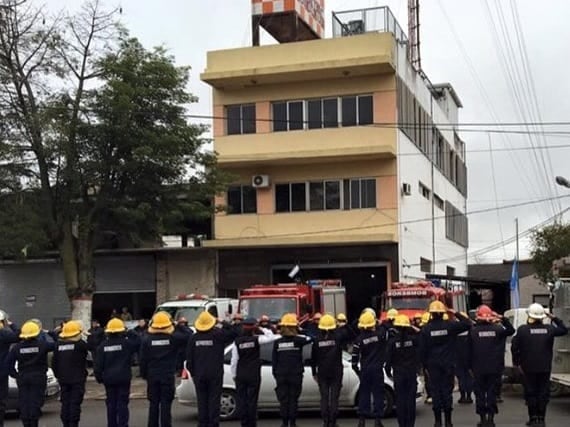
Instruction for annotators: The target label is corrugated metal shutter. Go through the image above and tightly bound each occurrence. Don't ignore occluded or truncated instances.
[0,262,71,328]
[95,255,155,293]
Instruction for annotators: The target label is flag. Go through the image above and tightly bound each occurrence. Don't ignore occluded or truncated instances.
[510,259,520,309]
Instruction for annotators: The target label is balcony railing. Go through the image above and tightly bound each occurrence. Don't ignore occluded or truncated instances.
[332,6,408,43]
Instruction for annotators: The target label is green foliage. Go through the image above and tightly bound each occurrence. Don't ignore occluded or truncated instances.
[530,222,570,282]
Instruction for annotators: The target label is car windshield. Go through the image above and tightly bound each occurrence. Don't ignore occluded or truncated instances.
[156,306,203,324]
[239,297,297,320]
[389,297,431,311]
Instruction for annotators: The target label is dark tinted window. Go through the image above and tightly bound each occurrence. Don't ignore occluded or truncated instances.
[242,186,257,214]
[309,182,324,211]
[308,100,322,129]
[288,101,304,130]
[358,95,373,125]
[273,102,288,132]
[325,181,341,210]
[361,179,376,208]
[341,96,357,127]
[323,98,339,128]
[227,186,242,214]
[226,105,242,135]
[350,180,360,209]
[275,184,290,212]
[291,183,306,212]
[224,347,232,364]
[242,104,256,134]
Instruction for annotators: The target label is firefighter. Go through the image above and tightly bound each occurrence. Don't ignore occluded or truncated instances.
[174,317,193,375]
[352,310,390,427]
[187,311,237,427]
[230,317,276,427]
[455,312,474,404]
[272,313,312,427]
[0,310,18,427]
[302,312,321,338]
[385,314,420,427]
[259,315,277,334]
[511,303,568,427]
[53,320,89,427]
[140,311,189,427]
[311,314,355,427]
[336,313,347,327]
[419,312,432,405]
[385,308,398,326]
[420,301,471,427]
[467,305,514,427]
[412,313,423,329]
[94,318,141,427]
[7,320,54,427]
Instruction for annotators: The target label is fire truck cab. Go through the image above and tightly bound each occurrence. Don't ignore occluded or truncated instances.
[238,280,346,322]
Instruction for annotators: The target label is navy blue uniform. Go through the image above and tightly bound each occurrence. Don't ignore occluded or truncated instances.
[52,338,89,427]
[468,318,514,419]
[186,325,237,427]
[420,313,471,417]
[386,329,420,427]
[454,331,473,402]
[511,317,568,422]
[95,332,140,427]
[311,326,354,425]
[8,337,54,427]
[0,324,18,425]
[351,325,389,420]
[272,335,311,426]
[140,329,189,427]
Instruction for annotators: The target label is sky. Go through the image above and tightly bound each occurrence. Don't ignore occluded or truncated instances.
[43,0,570,263]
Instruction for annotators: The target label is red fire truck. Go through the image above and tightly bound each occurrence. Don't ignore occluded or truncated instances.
[381,280,468,320]
[238,280,346,323]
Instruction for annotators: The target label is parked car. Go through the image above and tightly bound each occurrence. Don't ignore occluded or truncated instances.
[176,341,423,420]
[6,367,60,413]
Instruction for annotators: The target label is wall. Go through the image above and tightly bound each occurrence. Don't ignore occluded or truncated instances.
[155,249,217,303]
[519,275,548,307]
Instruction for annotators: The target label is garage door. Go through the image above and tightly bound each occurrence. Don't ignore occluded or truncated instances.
[95,255,155,293]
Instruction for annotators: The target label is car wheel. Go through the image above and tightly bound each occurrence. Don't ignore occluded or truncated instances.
[549,381,566,397]
[219,389,238,420]
[383,387,394,417]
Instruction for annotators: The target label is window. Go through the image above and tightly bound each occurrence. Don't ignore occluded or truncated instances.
[358,95,373,125]
[341,96,357,127]
[325,181,341,210]
[342,95,372,127]
[275,183,307,212]
[434,194,444,210]
[227,185,257,214]
[226,104,256,135]
[273,102,288,132]
[308,100,322,129]
[445,201,468,247]
[420,257,432,273]
[446,266,456,276]
[309,182,324,211]
[419,181,431,200]
[323,98,339,128]
[272,101,304,131]
[350,178,376,209]
[288,101,304,130]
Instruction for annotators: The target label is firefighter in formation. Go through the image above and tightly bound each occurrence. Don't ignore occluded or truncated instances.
[0,301,567,427]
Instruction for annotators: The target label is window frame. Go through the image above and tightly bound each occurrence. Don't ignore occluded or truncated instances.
[226,185,257,215]
[226,104,256,135]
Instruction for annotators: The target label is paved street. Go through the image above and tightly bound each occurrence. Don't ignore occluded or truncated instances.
[3,389,569,427]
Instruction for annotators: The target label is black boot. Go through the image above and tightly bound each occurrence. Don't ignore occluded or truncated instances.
[374,419,384,427]
[465,393,473,404]
[458,392,466,404]
[290,419,297,427]
[357,418,366,427]
[477,414,486,427]
[433,410,443,427]
[444,410,453,427]
[281,418,289,427]
[487,413,496,427]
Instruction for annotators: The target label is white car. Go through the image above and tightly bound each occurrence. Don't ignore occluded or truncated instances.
[7,368,60,412]
[176,341,423,420]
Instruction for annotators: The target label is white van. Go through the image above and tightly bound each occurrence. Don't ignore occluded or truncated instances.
[155,294,238,328]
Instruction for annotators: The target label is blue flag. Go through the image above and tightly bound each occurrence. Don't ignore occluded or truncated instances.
[510,259,520,309]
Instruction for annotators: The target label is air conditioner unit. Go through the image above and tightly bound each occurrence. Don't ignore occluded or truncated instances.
[252,175,270,188]
[402,183,412,196]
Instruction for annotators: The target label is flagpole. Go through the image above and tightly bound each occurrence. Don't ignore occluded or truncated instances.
[515,218,519,263]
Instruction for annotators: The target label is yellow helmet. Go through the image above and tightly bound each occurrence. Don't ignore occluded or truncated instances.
[151,311,173,329]
[393,314,411,328]
[59,320,82,339]
[387,308,399,320]
[105,318,126,334]
[195,312,216,332]
[413,312,423,320]
[20,321,41,339]
[318,314,337,330]
[336,313,347,322]
[358,311,376,329]
[279,313,298,327]
[421,312,431,326]
[443,313,449,321]
[429,300,447,313]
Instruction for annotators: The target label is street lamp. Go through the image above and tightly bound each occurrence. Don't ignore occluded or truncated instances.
[555,176,570,189]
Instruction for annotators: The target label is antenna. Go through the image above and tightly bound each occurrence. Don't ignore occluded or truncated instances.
[408,0,421,71]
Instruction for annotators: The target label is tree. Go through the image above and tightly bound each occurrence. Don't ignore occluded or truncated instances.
[0,0,225,327]
[530,222,570,282]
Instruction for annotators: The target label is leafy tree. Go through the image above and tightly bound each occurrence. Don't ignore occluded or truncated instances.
[530,222,570,282]
[0,0,226,327]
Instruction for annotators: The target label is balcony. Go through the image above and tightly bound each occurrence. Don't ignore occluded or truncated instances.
[215,126,396,167]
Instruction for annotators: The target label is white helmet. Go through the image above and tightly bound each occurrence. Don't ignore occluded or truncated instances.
[0,310,6,321]
[527,303,546,320]
[361,307,377,317]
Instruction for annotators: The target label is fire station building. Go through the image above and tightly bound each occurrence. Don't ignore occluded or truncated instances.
[201,4,468,319]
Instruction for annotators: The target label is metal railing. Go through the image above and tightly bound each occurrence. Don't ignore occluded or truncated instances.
[332,6,408,43]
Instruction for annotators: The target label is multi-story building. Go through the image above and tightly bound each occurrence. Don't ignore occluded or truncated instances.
[201,4,468,318]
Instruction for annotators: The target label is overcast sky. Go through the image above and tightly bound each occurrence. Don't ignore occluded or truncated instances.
[44,0,570,263]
